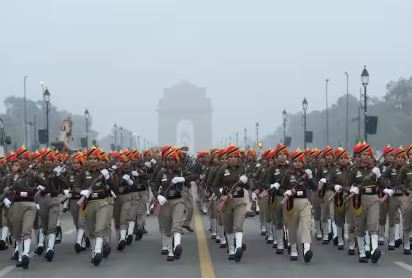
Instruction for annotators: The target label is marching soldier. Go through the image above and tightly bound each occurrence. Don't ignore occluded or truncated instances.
[154,147,194,261]
[280,148,315,263]
[345,142,388,264]
[64,152,88,253]
[398,144,412,254]
[1,148,47,269]
[264,144,289,254]
[254,149,271,236]
[212,145,250,262]
[328,147,352,251]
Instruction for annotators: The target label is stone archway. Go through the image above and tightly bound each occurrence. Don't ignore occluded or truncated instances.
[157,82,212,152]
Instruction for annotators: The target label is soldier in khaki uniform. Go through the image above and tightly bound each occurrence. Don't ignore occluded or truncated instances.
[254,149,271,236]
[316,146,338,245]
[398,144,412,254]
[80,147,110,266]
[378,145,395,245]
[1,149,47,269]
[0,155,10,250]
[154,147,196,261]
[36,150,67,262]
[280,148,315,263]
[328,147,352,250]
[212,145,249,262]
[345,142,388,264]
[263,144,289,254]
[64,152,87,253]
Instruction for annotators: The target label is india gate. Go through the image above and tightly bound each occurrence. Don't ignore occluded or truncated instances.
[157,82,213,152]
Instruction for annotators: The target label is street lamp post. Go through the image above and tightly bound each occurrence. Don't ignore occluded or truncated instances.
[361,66,369,142]
[120,127,123,149]
[302,97,308,150]
[256,122,259,148]
[84,109,89,148]
[325,79,329,145]
[43,86,51,147]
[24,76,28,147]
[345,72,349,149]
[114,124,118,151]
[282,109,287,144]
[244,128,247,149]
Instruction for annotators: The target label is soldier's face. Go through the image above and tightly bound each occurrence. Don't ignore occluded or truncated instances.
[11,162,20,172]
[165,157,178,169]
[338,157,349,167]
[220,156,228,166]
[395,156,405,166]
[73,161,82,170]
[44,158,53,168]
[88,158,98,168]
[360,153,373,165]
[277,154,288,164]
[118,161,127,170]
[227,155,239,166]
[293,160,303,169]
[385,154,394,164]
[325,155,333,164]
[18,158,29,169]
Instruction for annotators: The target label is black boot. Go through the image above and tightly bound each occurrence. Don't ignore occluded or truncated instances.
[74,243,82,253]
[359,257,368,263]
[0,239,8,250]
[117,240,126,251]
[93,253,103,266]
[135,229,143,241]
[304,250,313,263]
[22,255,30,269]
[102,244,111,258]
[55,227,62,244]
[234,247,243,262]
[371,249,381,264]
[348,249,355,255]
[126,235,133,245]
[174,244,182,260]
[44,249,54,262]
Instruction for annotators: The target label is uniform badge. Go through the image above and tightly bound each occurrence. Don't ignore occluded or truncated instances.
[290,175,296,183]
[70,175,74,182]
[162,174,168,182]
[356,171,362,178]
[275,169,280,175]
[224,169,230,176]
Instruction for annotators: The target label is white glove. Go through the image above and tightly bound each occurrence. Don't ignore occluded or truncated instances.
[270,182,280,190]
[36,203,40,210]
[131,171,139,177]
[284,190,293,197]
[256,163,261,168]
[100,169,110,180]
[172,177,185,184]
[305,169,313,179]
[150,159,157,165]
[53,166,63,176]
[318,178,327,190]
[144,161,152,168]
[383,188,394,197]
[251,192,257,201]
[372,167,381,178]
[3,198,11,208]
[80,189,90,198]
[334,184,342,193]
[350,186,359,195]
[239,175,248,184]
[37,185,46,191]
[122,174,134,186]
[111,165,117,170]
[157,195,167,206]
[63,189,72,199]
[200,174,205,180]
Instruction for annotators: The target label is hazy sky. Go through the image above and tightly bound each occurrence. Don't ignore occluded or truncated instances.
[1,0,411,146]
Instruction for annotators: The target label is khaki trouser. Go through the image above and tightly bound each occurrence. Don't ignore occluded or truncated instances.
[38,195,61,235]
[104,196,114,244]
[387,196,401,227]
[129,191,148,230]
[158,197,185,236]
[283,197,312,244]
[259,195,271,224]
[222,197,247,235]
[182,187,194,227]
[354,194,379,236]
[401,195,412,232]
[345,200,356,242]
[270,195,284,229]
[310,190,321,223]
[85,199,109,239]
[70,199,86,230]
[215,198,223,226]
[378,200,389,226]
[320,190,335,222]
[113,193,131,231]
[208,199,216,219]
[11,201,37,240]
[1,207,12,233]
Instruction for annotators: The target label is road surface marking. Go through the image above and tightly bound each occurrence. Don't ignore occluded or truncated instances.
[63,228,76,235]
[394,261,412,272]
[0,265,15,278]
[193,205,215,278]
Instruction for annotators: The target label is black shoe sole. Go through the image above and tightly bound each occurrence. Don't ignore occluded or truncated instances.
[304,250,313,263]
[126,235,133,245]
[74,243,82,253]
[378,241,384,246]
[365,251,371,258]
[220,243,227,248]
[35,246,44,255]
[290,256,298,261]
[16,261,23,268]
[161,249,168,255]
[22,255,30,269]
[395,239,403,248]
[404,249,411,255]
[93,253,103,266]
[45,250,54,262]
[371,250,381,264]
[174,244,182,260]
[359,257,368,263]
[276,249,284,255]
[167,256,175,261]
[11,251,19,261]
[348,249,355,255]
[235,248,243,262]
[103,245,111,258]
[215,239,221,244]
[228,254,235,260]
[117,240,126,251]
[388,246,395,250]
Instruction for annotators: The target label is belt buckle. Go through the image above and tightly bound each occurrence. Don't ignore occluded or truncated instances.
[296,191,304,196]
[20,192,28,197]
[92,193,98,198]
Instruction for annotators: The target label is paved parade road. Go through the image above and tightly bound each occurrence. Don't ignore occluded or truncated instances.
[1,208,412,278]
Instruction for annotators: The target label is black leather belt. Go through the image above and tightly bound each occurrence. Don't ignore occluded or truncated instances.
[88,191,108,201]
[293,189,307,199]
[361,187,377,195]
